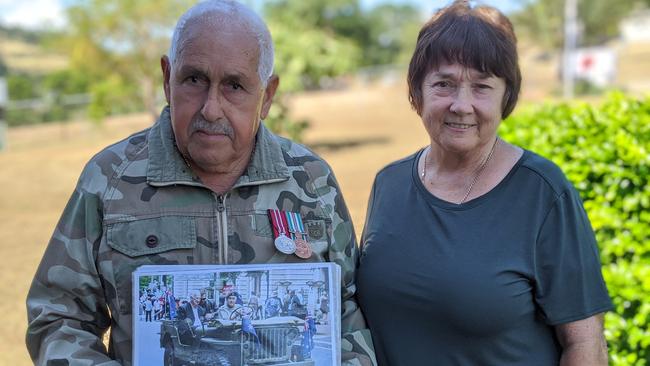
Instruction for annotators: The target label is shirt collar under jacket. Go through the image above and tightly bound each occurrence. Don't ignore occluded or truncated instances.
[146,106,290,188]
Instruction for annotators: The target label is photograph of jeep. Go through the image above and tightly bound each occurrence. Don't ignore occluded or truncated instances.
[132,263,340,366]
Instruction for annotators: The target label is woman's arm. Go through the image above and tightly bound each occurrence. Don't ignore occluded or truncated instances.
[556,313,608,366]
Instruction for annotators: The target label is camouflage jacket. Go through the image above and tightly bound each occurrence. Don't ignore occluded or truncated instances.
[26,107,376,366]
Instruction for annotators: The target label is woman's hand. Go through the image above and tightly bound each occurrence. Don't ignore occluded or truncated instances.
[556,313,608,366]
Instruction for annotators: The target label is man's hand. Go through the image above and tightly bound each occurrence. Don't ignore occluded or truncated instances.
[342,352,374,366]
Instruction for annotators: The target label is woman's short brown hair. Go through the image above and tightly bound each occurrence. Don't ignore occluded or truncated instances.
[407,1,521,119]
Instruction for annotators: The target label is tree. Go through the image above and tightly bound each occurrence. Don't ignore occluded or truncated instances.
[264,0,368,43]
[260,0,423,140]
[364,4,422,66]
[46,0,422,140]
[269,21,361,92]
[264,0,364,91]
[264,0,421,68]
[512,0,647,48]
[63,0,194,121]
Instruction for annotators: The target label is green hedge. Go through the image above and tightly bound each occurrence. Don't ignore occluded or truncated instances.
[500,92,650,365]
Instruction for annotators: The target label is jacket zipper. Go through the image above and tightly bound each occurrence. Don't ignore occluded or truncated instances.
[216,194,229,264]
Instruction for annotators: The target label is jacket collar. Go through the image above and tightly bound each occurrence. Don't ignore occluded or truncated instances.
[147,106,290,188]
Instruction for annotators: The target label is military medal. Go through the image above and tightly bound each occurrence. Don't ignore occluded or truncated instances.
[268,209,296,254]
[294,238,312,259]
[275,234,295,255]
[286,211,312,259]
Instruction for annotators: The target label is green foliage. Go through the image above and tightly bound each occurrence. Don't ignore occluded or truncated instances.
[6,74,42,126]
[43,69,90,95]
[139,276,151,291]
[512,0,647,48]
[263,0,363,140]
[270,21,361,92]
[64,0,194,120]
[264,0,367,45]
[500,93,650,365]
[265,0,421,84]
[265,0,365,92]
[6,0,421,142]
[264,92,309,143]
[43,69,92,122]
[5,71,91,126]
[263,0,420,141]
[364,4,421,66]
[88,74,142,123]
[7,74,39,100]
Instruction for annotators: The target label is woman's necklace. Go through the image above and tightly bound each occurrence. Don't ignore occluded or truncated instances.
[421,137,499,204]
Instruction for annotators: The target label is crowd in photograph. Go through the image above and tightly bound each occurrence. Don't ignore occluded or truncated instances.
[138,279,174,322]
[138,279,329,325]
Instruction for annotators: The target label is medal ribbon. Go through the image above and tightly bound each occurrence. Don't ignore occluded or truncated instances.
[294,213,306,236]
[286,212,306,240]
[268,209,290,239]
[285,211,296,240]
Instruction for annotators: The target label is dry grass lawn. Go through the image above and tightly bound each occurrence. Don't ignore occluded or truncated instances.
[0,81,427,365]
[0,37,68,74]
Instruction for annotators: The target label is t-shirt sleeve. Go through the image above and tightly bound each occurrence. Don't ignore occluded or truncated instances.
[533,187,613,325]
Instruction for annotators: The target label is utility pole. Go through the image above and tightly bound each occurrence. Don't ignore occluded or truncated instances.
[563,0,578,99]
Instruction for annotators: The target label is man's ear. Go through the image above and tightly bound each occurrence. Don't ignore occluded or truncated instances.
[260,75,279,120]
[161,55,172,105]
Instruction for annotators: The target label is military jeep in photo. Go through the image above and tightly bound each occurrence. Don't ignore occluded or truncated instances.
[159,314,315,366]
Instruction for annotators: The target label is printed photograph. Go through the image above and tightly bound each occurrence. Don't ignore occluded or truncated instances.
[132,263,340,366]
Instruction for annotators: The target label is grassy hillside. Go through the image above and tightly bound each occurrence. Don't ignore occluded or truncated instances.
[0,26,67,74]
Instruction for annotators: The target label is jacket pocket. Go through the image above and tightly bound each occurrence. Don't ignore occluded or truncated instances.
[252,213,274,238]
[105,216,197,314]
[107,216,196,256]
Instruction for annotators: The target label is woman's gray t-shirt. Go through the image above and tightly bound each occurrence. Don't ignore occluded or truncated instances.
[357,149,612,366]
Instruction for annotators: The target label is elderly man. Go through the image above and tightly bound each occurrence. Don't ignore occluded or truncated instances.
[175,290,213,345]
[25,1,375,365]
[177,290,209,328]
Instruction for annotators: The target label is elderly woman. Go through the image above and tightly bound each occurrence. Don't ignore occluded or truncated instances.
[356,2,612,365]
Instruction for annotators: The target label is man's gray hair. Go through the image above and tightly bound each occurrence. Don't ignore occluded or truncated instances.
[168,0,274,86]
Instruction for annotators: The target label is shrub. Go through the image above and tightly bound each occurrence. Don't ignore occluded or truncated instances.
[88,74,142,124]
[264,93,309,143]
[500,92,650,365]
[5,71,91,126]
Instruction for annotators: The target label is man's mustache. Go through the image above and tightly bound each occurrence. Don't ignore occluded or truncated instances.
[189,117,234,138]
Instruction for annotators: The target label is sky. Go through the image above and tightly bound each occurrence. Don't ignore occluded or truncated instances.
[0,0,524,30]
